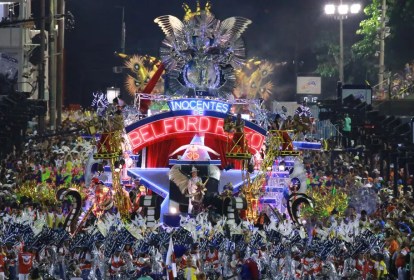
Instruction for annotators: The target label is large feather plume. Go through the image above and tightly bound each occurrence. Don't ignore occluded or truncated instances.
[154,15,184,39]
[169,165,189,194]
[219,17,252,42]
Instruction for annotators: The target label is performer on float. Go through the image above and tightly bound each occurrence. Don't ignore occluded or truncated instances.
[121,151,134,180]
[271,114,283,130]
[131,177,147,214]
[233,113,246,153]
[187,166,202,214]
[223,113,235,132]
[93,181,113,216]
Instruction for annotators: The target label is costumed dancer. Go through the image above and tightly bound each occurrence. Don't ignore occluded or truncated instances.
[183,259,198,280]
[204,246,219,273]
[78,247,92,280]
[0,246,6,280]
[352,254,365,276]
[109,248,125,280]
[229,251,244,280]
[57,240,70,280]
[242,257,260,280]
[189,244,201,271]
[46,207,55,228]
[92,242,105,280]
[301,251,317,279]
[5,243,17,280]
[178,250,190,271]
[133,253,151,277]
[17,246,34,280]
[374,254,389,280]
[54,206,66,228]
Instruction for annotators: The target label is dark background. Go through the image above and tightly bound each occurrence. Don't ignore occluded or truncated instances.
[60,0,367,107]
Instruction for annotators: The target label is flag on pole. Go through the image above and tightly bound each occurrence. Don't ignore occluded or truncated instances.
[166,236,177,279]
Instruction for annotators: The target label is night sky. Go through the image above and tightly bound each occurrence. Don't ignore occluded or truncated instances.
[64,0,366,106]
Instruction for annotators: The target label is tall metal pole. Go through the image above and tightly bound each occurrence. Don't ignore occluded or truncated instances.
[121,7,126,53]
[339,17,344,83]
[38,0,46,133]
[378,0,387,97]
[49,0,57,130]
[56,0,65,126]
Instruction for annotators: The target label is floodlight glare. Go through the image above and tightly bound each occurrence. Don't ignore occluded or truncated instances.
[350,3,361,14]
[338,4,349,15]
[324,4,336,15]
[170,206,178,214]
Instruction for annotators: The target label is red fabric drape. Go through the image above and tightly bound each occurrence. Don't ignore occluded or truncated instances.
[204,137,241,169]
[144,135,244,169]
[145,136,192,168]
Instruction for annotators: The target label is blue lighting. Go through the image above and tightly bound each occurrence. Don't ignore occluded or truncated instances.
[292,141,322,150]
[168,99,231,114]
[127,169,170,222]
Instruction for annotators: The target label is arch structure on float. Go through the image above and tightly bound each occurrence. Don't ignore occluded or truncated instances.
[125,110,267,154]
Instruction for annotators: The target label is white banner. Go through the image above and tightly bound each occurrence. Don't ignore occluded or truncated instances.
[297,76,321,94]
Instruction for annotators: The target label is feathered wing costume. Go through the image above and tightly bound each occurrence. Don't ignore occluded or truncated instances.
[169,165,221,194]
[169,165,190,194]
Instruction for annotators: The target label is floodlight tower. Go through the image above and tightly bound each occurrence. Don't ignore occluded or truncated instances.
[324,2,361,83]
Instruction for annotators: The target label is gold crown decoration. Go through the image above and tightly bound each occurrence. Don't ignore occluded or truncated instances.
[183,1,211,21]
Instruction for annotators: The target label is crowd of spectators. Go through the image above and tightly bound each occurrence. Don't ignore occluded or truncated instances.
[1,108,414,279]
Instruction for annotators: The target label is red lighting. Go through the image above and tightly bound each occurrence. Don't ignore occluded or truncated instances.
[127,116,265,152]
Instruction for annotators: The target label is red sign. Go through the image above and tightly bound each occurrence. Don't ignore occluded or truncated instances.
[127,115,265,152]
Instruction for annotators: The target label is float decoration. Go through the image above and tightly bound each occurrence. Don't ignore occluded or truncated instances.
[234,58,275,100]
[301,187,348,220]
[85,104,131,220]
[155,1,251,97]
[124,55,164,96]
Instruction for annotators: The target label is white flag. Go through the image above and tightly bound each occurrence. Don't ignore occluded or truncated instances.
[166,236,177,278]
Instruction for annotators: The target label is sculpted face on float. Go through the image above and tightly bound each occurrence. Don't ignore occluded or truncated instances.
[127,115,265,152]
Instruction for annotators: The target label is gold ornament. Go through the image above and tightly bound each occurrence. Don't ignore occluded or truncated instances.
[234,59,277,100]
[301,187,348,219]
[124,55,164,96]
